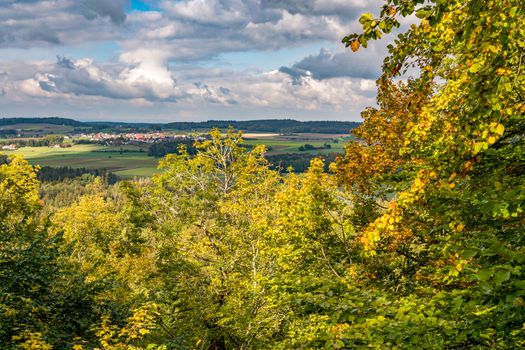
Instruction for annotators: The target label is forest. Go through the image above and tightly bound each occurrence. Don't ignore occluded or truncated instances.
[0,118,360,135]
[163,120,360,134]
[1,1,524,349]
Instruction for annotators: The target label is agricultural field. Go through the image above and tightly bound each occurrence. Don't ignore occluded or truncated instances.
[1,132,350,179]
[2,144,159,179]
[243,133,348,155]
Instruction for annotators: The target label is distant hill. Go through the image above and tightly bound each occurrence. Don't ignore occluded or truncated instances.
[0,117,84,127]
[0,117,360,134]
[165,119,360,134]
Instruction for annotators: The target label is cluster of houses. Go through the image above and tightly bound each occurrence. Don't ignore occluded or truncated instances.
[1,132,204,150]
[76,132,190,144]
[1,144,17,151]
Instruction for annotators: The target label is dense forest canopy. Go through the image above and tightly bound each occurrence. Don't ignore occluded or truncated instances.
[0,0,524,349]
[0,117,360,135]
[0,117,84,127]
[164,120,360,134]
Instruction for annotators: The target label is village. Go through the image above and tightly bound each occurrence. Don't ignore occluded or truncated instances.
[78,131,192,144]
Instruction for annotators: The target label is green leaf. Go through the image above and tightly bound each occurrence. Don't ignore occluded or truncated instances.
[415,9,432,19]
[477,269,492,282]
[461,249,478,259]
[359,13,373,24]
[494,270,511,285]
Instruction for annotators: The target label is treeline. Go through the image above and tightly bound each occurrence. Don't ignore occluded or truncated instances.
[1,117,360,134]
[298,143,332,151]
[0,129,17,137]
[147,139,197,158]
[166,119,360,133]
[0,135,67,147]
[267,152,338,172]
[37,166,117,184]
[0,117,83,127]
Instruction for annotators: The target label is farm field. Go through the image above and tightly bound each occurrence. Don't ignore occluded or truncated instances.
[243,133,347,155]
[2,144,159,179]
[113,167,159,179]
[1,133,348,179]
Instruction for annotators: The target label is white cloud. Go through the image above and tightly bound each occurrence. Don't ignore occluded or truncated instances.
[0,0,398,120]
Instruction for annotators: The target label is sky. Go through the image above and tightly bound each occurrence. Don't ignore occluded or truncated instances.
[0,0,400,122]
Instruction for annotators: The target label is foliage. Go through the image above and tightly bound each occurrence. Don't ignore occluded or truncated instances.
[0,156,125,349]
[37,166,117,184]
[331,0,525,348]
[145,129,286,348]
[266,152,338,173]
[165,120,360,134]
[1,135,67,147]
[147,140,196,158]
[1,1,523,348]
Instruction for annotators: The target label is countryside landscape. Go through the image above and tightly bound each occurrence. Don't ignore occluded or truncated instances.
[1,1,524,350]
[1,117,356,179]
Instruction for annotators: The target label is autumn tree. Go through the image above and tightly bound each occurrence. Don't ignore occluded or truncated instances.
[141,129,287,349]
[328,0,525,347]
[0,157,124,349]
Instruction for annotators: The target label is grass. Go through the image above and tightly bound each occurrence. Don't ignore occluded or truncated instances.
[2,133,349,179]
[243,138,345,155]
[3,144,159,179]
[113,167,160,179]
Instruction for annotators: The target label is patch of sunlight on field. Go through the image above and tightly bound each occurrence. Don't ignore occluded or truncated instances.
[2,144,158,173]
[243,138,344,155]
[113,167,160,179]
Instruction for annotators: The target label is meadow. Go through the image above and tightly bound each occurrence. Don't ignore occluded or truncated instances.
[243,133,348,154]
[3,144,159,179]
[2,133,348,179]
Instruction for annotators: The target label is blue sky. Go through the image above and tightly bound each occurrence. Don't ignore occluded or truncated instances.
[0,0,394,122]
[130,0,153,11]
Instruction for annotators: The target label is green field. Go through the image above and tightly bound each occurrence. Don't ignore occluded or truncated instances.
[243,134,346,155]
[2,144,160,179]
[0,123,75,135]
[1,133,347,179]
[113,167,159,179]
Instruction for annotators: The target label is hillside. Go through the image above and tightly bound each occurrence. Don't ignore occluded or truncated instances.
[0,117,360,134]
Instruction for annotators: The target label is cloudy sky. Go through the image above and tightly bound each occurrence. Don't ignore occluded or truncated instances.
[0,0,395,122]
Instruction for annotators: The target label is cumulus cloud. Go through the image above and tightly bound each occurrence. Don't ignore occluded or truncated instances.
[120,0,381,61]
[0,0,397,120]
[17,56,182,101]
[0,0,129,47]
[80,0,130,25]
[279,44,385,81]
[0,0,384,58]
[161,0,251,26]
[6,56,374,115]
[262,0,373,19]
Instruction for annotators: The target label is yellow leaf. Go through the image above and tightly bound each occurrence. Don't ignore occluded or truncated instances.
[351,40,360,52]
[457,223,464,232]
[495,124,505,136]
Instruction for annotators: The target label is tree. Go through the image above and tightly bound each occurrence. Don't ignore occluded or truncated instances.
[0,157,121,349]
[330,0,525,347]
[146,129,286,349]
